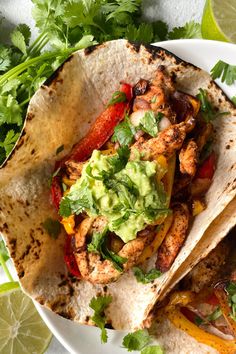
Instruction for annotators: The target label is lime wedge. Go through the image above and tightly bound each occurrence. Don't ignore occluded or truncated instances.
[0,284,52,354]
[201,0,236,43]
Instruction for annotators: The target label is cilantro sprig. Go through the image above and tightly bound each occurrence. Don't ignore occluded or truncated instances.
[196,88,228,122]
[0,2,201,164]
[89,295,112,343]
[87,227,127,272]
[122,329,164,353]
[211,60,236,85]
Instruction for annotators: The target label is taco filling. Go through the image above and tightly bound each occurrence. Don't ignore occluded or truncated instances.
[155,231,236,354]
[51,65,217,285]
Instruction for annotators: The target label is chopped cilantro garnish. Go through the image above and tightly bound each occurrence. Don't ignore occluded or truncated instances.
[89,295,112,343]
[107,91,127,106]
[139,111,162,137]
[112,117,135,146]
[122,329,150,351]
[87,227,127,271]
[133,267,161,284]
[42,218,61,239]
[196,88,228,122]
[211,60,236,85]
[56,144,64,155]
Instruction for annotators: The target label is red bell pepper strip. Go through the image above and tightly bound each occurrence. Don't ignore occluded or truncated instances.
[196,152,216,180]
[64,234,81,278]
[66,83,133,163]
[50,83,133,210]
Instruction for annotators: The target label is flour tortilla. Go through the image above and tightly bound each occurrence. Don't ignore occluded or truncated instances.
[0,39,235,330]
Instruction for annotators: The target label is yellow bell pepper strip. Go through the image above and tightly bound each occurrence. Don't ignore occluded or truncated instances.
[163,290,236,354]
[192,199,206,216]
[214,287,236,337]
[138,213,173,264]
[166,307,236,354]
[155,155,168,182]
[62,176,76,187]
[166,290,196,308]
[61,215,75,235]
[101,148,116,155]
[138,153,176,263]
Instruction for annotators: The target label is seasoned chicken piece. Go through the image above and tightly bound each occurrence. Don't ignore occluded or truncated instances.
[133,67,176,122]
[179,140,199,176]
[74,219,155,284]
[182,241,230,293]
[130,122,187,160]
[156,203,189,272]
[65,160,86,180]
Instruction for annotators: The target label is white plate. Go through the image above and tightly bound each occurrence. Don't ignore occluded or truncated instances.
[35,39,236,354]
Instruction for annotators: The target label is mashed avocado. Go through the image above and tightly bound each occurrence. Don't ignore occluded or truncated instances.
[61,149,168,243]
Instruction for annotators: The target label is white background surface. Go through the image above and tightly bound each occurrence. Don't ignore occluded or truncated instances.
[0,1,205,353]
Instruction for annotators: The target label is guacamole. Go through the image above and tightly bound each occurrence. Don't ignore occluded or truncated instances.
[60,149,168,243]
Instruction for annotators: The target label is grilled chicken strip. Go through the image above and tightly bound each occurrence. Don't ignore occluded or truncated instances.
[181,240,230,293]
[74,218,155,284]
[133,67,176,122]
[179,140,199,176]
[130,122,187,160]
[156,203,189,272]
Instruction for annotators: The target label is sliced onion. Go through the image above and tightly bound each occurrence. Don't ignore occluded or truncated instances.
[159,116,171,131]
[130,109,148,127]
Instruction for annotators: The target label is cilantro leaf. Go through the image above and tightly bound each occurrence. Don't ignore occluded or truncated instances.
[126,23,153,43]
[11,27,28,55]
[87,227,108,253]
[122,329,150,351]
[226,282,236,322]
[0,130,20,155]
[56,144,64,155]
[107,91,127,106]
[231,96,236,106]
[109,145,130,173]
[112,117,135,146]
[139,111,162,137]
[42,218,61,239]
[169,21,201,39]
[211,60,236,85]
[89,295,112,343]
[196,88,228,122]
[87,227,127,271]
[152,21,168,41]
[0,240,10,263]
[0,46,11,72]
[0,95,22,126]
[133,267,161,284]
[141,346,164,354]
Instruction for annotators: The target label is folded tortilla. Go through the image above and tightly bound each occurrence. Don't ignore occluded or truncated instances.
[0,39,235,330]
